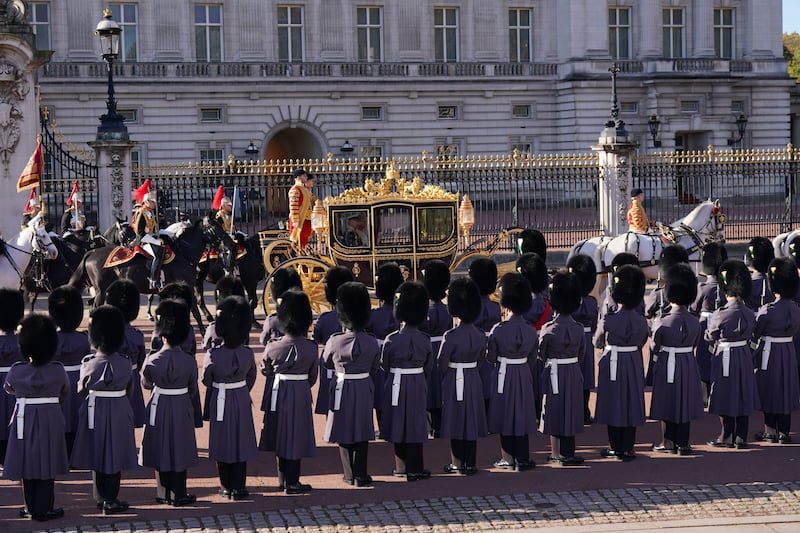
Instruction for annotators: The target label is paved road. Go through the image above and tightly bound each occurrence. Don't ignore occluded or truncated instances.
[1,286,798,532]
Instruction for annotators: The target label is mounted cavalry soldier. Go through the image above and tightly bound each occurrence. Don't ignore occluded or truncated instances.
[61,181,86,235]
[132,179,164,290]
[212,186,234,271]
[21,188,42,229]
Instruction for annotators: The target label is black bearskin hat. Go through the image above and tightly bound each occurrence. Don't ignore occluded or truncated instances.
[468,257,499,297]
[336,282,371,331]
[746,237,774,274]
[788,235,800,266]
[0,288,24,333]
[48,285,84,332]
[277,289,312,336]
[105,279,140,323]
[659,245,689,277]
[611,265,646,309]
[767,257,799,298]
[216,295,253,348]
[270,267,303,302]
[701,242,728,277]
[566,254,597,297]
[324,266,354,304]
[549,271,582,315]
[611,252,639,272]
[89,305,125,355]
[158,282,196,307]
[517,228,547,261]
[447,277,481,324]
[422,259,450,301]
[18,313,57,366]
[375,262,405,303]
[515,252,548,293]
[664,264,698,306]
[214,275,245,304]
[394,281,429,327]
[155,299,191,347]
[499,272,533,315]
[718,259,752,299]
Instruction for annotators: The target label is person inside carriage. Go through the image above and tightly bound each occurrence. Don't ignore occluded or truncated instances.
[131,180,164,290]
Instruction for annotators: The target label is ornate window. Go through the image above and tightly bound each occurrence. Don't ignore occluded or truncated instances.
[609,7,631,60]
[195,4,223,62]
[714,8,735,59]
[662,8,685,58]
[278,6,304,62]
[509,8,532,63]
[434,7,459,62]
[357,7,383,62]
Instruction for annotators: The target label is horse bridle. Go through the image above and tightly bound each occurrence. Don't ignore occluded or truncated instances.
[1,225,53,282]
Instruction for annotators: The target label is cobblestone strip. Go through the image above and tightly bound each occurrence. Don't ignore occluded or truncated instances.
[42,481,800,533]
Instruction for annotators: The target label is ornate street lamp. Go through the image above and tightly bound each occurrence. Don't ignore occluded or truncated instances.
[727,113,748,147]
[95,9,127,140]
[648,114,662,148]
[340,139,354,155]
[244,139,259,159]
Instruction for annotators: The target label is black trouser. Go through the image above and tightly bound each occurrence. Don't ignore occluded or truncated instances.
[427,408,442,438]
[499,434,530,465]
[23,479,55,516]
[663,421,691,448]
[156,470,187,501]
[583,390,592,421]
[277,457,301,486]
[720,415,749,444]
[550,436,576,459]
[394,442,424,474]
[92,471,121,504]
[450,439,477,469]
[608,426,637,453]
[339,442,369,481]
[0,438,7,467]
[65,432,76,460]
[764,412,792,435]
[217,462,247,491]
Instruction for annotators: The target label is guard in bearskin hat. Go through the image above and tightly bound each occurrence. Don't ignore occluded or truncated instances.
[323,281,381,487]
[421,259,453,438]
[202,275,246,350]
[691,242,728,401]
[745,236,776,310]
[600,252,643,318]
[567,253,598,425]
[517,228,547,262]
[468,257,501,408]
[259,266,303,346]
[0,288,24,467]
[705,259,756,449]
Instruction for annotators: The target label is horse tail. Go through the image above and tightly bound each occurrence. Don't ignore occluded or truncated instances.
[68,251,90,290]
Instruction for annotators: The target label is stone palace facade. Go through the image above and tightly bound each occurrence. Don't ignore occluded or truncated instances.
[34,0,792,167]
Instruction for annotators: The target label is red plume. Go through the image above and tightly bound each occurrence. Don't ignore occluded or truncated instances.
[65,180,79,206]
[132,179,151,204]
[212,186,225,210]
[24,187,36,213]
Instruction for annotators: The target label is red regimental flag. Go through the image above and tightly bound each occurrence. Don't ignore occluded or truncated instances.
[16,140,43,192]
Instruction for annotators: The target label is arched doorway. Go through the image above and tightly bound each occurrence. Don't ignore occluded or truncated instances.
[265,126,325,162]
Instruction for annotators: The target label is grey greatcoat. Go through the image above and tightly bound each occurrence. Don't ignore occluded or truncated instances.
[538,314,585,437]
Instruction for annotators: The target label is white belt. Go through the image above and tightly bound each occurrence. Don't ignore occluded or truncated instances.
[63,364,82,372]
[88,389,126,429]
[583,327,592,333]
[131,362,138,371]
[390,367,424,406]
[497,356,528,394]
[149,386,189,426]
[377,339,386,347]
[212,380,247,421]
[700,311,713,319]
[660,346,694,383]
[333,372,370,411]
[604,345,638,382]
[485,331,492,337]
[718,340,748,377]
[15,397,59,439]
[546,357,579,394]
[270,374,308,411]
[0,366,12,373]
[430,336,444,343]
[448,361,478,401]
[761,336,793,371]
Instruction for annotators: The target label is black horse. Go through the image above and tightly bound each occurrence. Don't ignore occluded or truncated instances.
[101,218,135,247]
[196,230,266,327]
[21,229,105,311]
[69,216,234,332]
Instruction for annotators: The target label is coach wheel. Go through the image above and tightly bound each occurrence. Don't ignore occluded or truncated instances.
[261,256,332,317]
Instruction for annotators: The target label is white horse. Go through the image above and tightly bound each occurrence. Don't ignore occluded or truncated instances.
[568,199,726,297]
[772,229,800,259]
[0,213,58,290]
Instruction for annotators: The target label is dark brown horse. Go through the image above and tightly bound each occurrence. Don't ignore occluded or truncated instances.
[69,216,234,331]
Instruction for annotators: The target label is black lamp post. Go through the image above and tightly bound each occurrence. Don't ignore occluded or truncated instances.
[340,139,354,156]
[244,139,259,160]
[727,113,748,147]
[95,9,127,140]
[648,114,662,148]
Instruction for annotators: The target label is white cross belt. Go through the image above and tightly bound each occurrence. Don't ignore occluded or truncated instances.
[448,361,478,401]
[717,340,748,377]
[546,357,579,394]
[270,374,308,411]
[604,345,638,382]
[333,372,370,411]
[149,386,189,426]
[63,364,82,372]
[497,357,528,394]
[15,397,59,439]
[390,367,424,406]
[660,346,694,383]
[760,336,793,371]
[88,389,126,429]
[212,380,247,421]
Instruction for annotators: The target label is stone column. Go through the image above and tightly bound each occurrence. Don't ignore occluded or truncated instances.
[692,0,715,58]
[593,124,639,237]
[89,141,135,231]
[638,0,661,58]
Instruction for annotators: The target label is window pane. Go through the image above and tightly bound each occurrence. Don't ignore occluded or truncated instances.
[195,6,206,23]
[196,27,206,60]
[619,30,629,59]
[509,9,516,26]
[277,7,288,25]
[609,8,617,25]
[446,8,456,25]
[520,9,529,26]
[435,28,444,60]
[109,5,121,20]
[278,28,289,61]
[35,4,48,21]
[434,9,442,26]
[357,7,366,25]
[209,27,221,61]
[291,30,302,61]
[291,7,301,22]
[124,4,136,21]
[509,30,517,62]
[663,9,669,24]
[369,8,380,25]
[209,6,221,24]
[358,28,367,60]
[446,28,457,61]
[370,28,381,59]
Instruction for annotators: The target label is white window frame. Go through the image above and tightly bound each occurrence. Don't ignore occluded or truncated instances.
[662,7,685,59]
[109,4,138,61]
[195,4,223,63]
[508,8,532,63]
[434,7,459,63]
[357,6,383,62]
[361,105,384,121]
[28,3,50,51]
[714,8,735,59]
[200,148,225,165]
[278,5,305,63]
[512,104,531,119]
[608,7,631,60]
[200,107,223,123]
[437,105,459,120]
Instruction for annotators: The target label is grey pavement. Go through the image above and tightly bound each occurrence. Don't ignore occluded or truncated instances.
[37,481,800,532]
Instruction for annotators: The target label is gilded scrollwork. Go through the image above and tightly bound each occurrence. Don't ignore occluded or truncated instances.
[326,163,458,205]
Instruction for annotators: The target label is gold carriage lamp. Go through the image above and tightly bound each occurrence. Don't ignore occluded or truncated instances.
[311,199,328,239]
[458,195,475,242]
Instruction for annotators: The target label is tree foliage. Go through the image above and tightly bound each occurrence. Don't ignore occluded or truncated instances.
[785,32,800,80]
